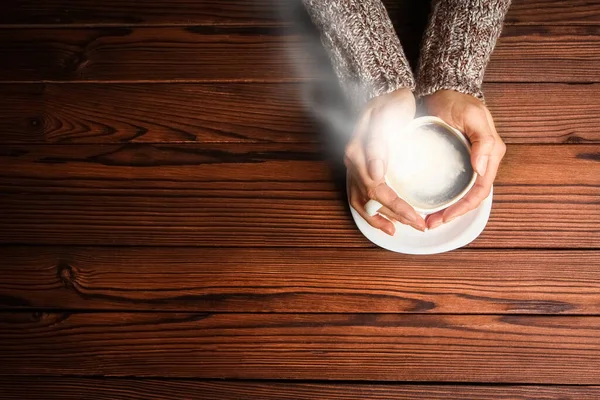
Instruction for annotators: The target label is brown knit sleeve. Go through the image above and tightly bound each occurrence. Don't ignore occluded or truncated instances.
[302,0,415,109]
[416,0,512,101]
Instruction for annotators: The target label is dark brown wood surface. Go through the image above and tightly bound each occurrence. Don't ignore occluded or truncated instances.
[3,0,599,25]
[1,0,600,396]
[0,143,598,248]
[0,83,318,144]
[2,247,599,313]
[1,83,599,144]
[1,312,600,382]
[0,26,311,82]
[1,378,599,400]
[0,25,599,82]
[2,0,284,26]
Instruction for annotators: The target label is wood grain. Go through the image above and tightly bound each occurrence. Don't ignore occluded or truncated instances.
[1,312,600,382]
[2,0,283,26]
[484,83,600,143]
[488,25,600,82]
[0,25,598,82]
[0,83,318,144]
[0,378,598,400]
[2,0,599,25]
[0,143,598,248]
[1,247,599,314]
[0,26,311,82]
[1,83,599,144]
[505,0,600,24]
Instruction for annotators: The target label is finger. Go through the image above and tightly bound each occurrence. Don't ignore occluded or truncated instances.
[343,107,373,171]
[365,95,415,181]
[377,205,399,222]
[349,178,395,236]
[346,160,369,199]
[441,181,489,224]
[368,183,427,231]
[462,111,496,177]
[425,211,444,230]
[364,105,387,181]
[352,176,416,227]
[364,120,387,182]
[376,204,420,228]
[441,150,503,223]
[364,196,426,231]
[380,205,424,230]
[344,111,376,188]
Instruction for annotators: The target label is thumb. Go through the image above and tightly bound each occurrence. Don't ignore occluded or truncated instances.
[365,113,388,181]
[365,95,415,181]
[464,115,496,177]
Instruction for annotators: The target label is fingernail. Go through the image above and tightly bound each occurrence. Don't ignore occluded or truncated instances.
[412,219,427,232]
[476,155,488,176]
[368,160,384,181]
[429,218,443,230]
[384,225,395,236]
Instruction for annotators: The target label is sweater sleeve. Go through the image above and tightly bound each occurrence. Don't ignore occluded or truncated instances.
[302,0,415,109]
[416,0,512,101]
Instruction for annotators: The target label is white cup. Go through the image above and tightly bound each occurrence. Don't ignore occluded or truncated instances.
[365,116,477,218]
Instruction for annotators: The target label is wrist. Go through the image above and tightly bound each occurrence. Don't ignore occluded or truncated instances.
[422,89,482,106]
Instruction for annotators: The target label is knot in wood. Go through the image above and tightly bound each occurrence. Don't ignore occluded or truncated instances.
[57,262,77,287]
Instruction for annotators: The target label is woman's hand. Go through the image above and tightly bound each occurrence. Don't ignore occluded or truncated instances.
[423,90,506,230]
[346,88,426,235]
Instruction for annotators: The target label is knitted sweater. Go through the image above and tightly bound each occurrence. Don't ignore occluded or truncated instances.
[302,0,511,106]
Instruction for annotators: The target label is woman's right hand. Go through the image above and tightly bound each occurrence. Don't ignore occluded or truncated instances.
[346,88,427,235]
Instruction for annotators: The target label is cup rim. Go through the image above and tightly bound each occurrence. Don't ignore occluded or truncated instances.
[386,116,478,215]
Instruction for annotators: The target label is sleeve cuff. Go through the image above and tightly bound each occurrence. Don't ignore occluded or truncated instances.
[416,0,511,102]
[303,0,415,109]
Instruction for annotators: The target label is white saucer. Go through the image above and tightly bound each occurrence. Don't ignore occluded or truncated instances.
[348,175,493,255]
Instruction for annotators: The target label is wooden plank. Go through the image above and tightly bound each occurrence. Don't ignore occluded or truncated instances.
[2,247,599,314]
[2,0,283,26]
[488,25,600,82]
[0,26,598,82]
[506,0,600,25]
[0,83,318,144]
[2,0,599,26]
[483,83,600,144]
[1,83,598,144]
[0,378,598,400]
[0,26,310,82]
[0,144,598,248]
[1,312,600,382]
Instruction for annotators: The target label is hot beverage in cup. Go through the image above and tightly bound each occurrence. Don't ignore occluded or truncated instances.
[365,116,477,217]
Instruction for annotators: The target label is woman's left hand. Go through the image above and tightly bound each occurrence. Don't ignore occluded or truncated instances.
[423,90,507,230]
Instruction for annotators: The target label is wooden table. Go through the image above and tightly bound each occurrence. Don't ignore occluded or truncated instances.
[0,1,599,398]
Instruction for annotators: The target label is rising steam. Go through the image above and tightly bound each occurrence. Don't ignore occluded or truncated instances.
[275,1,360,146]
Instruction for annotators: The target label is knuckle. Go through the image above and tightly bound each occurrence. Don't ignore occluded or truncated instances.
[476,184,492,201]
[343,147,353,161]
[391,198,409,216]
[474,181,487,193]
[463,196,479,211]
[467,186,489,208]
[498,141,507,156]
[343,154,352,169]
[366,184,380,201]
[344,141,360,159]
